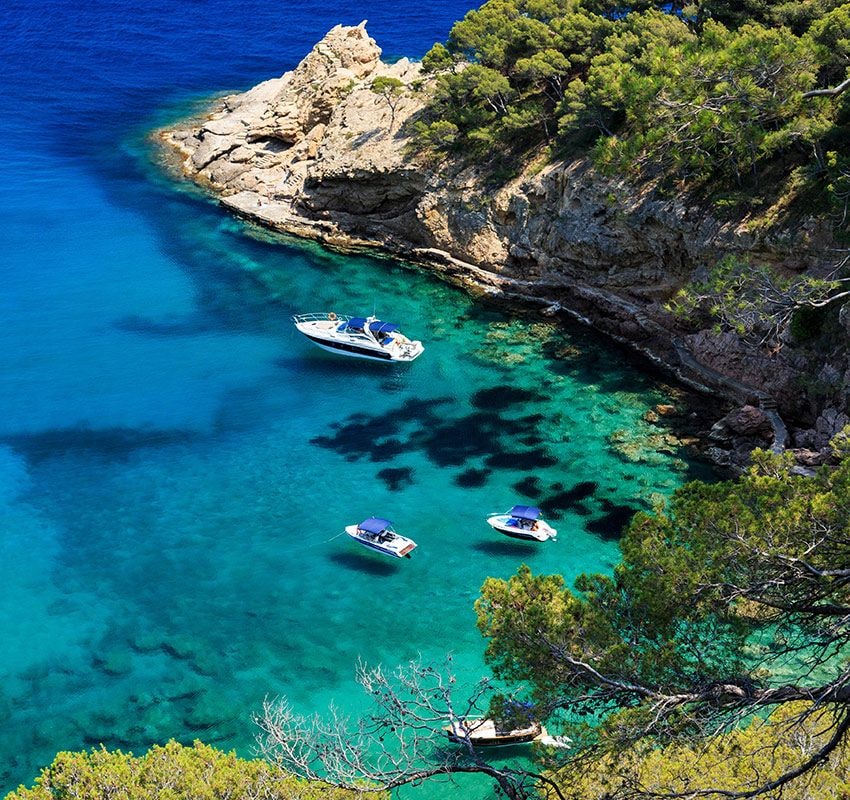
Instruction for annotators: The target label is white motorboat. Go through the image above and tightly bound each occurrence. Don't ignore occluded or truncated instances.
[444,717,547,746]
[292,313,424,362]
[486,505,557,542]
[345,517,417,558]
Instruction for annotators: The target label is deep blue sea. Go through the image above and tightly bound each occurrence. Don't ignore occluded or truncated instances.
[0,1,711,796]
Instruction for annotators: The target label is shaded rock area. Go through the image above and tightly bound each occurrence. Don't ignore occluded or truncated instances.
[157,23,850,470]
[704,405,775,467]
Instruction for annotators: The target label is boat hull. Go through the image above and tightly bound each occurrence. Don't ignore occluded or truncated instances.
[304,334,394,361]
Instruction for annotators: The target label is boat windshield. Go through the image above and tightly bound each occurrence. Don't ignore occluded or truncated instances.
[368,321,399,334]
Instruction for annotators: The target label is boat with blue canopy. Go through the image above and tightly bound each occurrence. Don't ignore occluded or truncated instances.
[486,505,557,542]
[292,313,424,362]
[345,517,417,558]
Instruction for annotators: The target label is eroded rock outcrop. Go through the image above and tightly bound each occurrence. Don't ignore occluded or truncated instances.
[158,24,849,468]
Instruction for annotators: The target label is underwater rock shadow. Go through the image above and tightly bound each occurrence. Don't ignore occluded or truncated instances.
[113,313,218,337]
[585,499,641,540]
[485,449,557,471]
[377,466,414,491]
[2,425,198,466]
[310,388,584,477]
[310,396,454,463]
[471,386,546,412]
[311,415,407,462]
[408,411,550,469]
[454,467,491,488]
[327,550,401,577]
[391,396,453,421]
[512,476,543,499]
[538,481,599,515]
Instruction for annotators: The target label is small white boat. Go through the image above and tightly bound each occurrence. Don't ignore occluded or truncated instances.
[293,313,424,362]
[444,717,547,746]
[486,505,557,542]
[345,517,417,558]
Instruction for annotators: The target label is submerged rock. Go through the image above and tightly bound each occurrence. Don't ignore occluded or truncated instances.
[93,650,132,677]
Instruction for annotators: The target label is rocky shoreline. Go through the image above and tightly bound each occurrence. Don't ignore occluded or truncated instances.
[156,23,850,471]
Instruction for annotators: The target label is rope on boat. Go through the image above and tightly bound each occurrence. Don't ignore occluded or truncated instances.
[281,530,346,554]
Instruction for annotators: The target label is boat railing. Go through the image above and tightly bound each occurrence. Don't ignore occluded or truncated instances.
[292,312,353,324]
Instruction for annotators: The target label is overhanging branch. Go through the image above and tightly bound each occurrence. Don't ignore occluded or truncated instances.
[802,77,850,99]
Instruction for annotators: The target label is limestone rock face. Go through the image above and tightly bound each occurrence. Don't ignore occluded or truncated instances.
[252,23,382,142]
[158,24,843,453]
[160,22,428,238]
[816,407,850,441]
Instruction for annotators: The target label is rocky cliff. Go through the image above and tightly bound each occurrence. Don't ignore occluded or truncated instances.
[158,23,850,468]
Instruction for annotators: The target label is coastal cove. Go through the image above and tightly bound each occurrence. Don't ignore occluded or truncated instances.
[159,12,850,468]
[1,1,718,797]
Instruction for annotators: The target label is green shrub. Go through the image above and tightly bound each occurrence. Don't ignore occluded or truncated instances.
[7,740,369,800]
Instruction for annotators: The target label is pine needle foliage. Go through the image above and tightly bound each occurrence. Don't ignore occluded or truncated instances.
[476,446,850,797]
[7,740,368,800]
[415,0,850,208]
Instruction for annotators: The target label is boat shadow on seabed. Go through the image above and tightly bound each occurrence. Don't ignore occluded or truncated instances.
[327,550,401,577]
[472,540,538,558]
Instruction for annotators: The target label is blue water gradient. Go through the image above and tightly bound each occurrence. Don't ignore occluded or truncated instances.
[0,0,712,795]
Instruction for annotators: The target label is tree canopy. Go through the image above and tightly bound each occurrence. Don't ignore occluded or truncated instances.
[666,254,850,350]
[566,702,850,799]
[476,445,850,797]
[414,0,850,210]
[7,740,366,800]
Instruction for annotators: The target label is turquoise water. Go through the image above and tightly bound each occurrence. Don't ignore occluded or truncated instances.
[0,0,713,794]
[0,137,708,792]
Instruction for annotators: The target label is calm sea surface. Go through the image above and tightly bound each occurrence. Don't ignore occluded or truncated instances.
[0,1,712,795]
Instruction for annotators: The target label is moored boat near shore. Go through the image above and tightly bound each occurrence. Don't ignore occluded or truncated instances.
[293,313,424,363]
[444,717,547,746]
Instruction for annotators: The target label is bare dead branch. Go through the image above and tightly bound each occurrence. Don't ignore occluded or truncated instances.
[802,77,850,99]
[254,658,558,800]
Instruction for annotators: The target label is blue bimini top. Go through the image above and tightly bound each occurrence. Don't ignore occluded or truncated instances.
[509,505,541,520]
[358,517,392,534]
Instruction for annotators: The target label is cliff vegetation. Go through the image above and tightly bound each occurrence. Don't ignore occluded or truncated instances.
[475,443,850,798]
[417,0,850,210]
[566,703,850,799]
